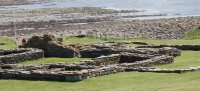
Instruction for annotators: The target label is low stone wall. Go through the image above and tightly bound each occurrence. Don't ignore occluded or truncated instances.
[74,54,121,66]
[0,54,175,82]
[80,48,117,58]
[75,53,175,68]
[125,66,200,73]
[77,47,179,66]
[80,65,124,79]
[0,49,27,55]
[157,47,181,57]
[105,41,152,46]
[131,42,151,45]
[0,70,83,82]
[54,64,95,71]
[0,48,44,64]
[44,43,75,58]
[79,47,145,58]
[79,44,180,58]
[137,45,200,51]
[120,56,174,68]
[0,64,18,69]
[0,64,124,82]
[120,53,155,63]
[0,41,185,82]
[93,54,121,66]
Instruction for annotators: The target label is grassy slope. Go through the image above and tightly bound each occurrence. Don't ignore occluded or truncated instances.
[0,38,17,49]
[0,37,200,91]
[157,51,200,68]
[181,28,200,39]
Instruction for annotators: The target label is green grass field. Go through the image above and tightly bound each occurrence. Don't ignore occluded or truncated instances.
[64,36,200,45]
[157,51,200,69]
[0,37,200,91]
[0,71,199,91]
[63,36,104,44]
[181,27,200,39]
[0,38,17,49]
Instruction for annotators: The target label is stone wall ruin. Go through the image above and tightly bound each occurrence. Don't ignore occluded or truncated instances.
[0,48,44,64]
[21,34,76,58]
[125,66,200,74]
[0,46,181,82]
[137,44,200,51]
[1,35,199,82]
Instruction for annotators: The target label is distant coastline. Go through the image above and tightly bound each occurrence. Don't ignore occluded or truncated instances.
[0,0,58,6]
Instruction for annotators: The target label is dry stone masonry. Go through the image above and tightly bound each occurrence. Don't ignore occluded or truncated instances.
[125,66,200,73]
[0,35,199,82]
[119,55,174,68]
[21,34,76,58]
[0,46,180,82]
[137,44,200,51]
[0,48,44,64]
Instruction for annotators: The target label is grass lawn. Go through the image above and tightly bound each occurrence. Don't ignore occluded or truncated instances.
[0,38,17,49]
[0,37,200,91]
[0,71,199,91]
[20,58,90,65]
[181,27,200,39]
[157,51,200,69]
[63,36,104,44]
[63,37,200,45]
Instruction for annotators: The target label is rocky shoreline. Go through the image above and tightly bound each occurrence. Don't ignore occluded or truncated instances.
[0,0,58,6]
[1,16,200,40]
[0,7,199,40]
